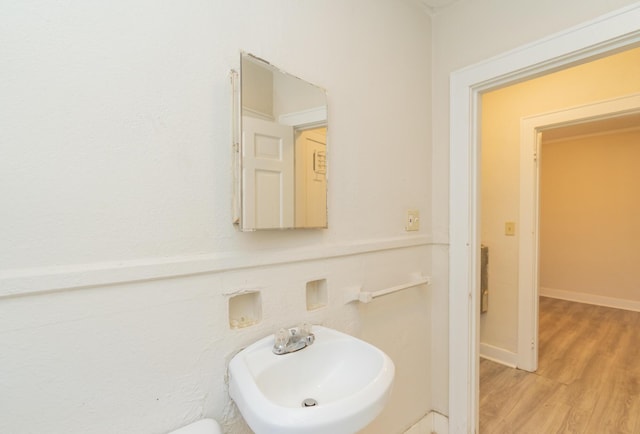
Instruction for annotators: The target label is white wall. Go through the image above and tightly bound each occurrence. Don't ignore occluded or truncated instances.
[0,1,433,433]
[430,0,640,415]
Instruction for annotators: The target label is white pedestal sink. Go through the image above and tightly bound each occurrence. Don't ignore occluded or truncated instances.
[228,325,395,434]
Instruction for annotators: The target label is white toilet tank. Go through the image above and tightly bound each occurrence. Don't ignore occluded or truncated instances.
[167,419,222,434]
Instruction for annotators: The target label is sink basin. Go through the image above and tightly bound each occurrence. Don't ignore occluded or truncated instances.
[228,326,395,434]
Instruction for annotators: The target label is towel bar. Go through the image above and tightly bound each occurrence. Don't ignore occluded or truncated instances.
[344,275,431,304]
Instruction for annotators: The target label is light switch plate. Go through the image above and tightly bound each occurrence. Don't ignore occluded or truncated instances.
[505,221,516,236]
[406,209,420,231]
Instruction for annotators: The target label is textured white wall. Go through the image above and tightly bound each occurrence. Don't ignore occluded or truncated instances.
[430,0,640,415]
[1,0,432,269]
[0,1,432,433]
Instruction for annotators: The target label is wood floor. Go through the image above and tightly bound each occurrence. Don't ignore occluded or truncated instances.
[480,297,640,434]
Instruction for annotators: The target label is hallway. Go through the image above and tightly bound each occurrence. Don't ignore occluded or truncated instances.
[480,297,640,433]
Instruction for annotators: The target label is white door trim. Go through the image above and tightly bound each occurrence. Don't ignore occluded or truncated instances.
[517,93,640,371]
[516,128,541,373]
[448,4,640,433]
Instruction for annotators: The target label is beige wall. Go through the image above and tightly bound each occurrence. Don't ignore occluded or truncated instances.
[480,47,640,353]
[540,129,640,302]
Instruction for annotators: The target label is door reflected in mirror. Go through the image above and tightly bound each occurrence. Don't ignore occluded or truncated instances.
[235,53,328,231]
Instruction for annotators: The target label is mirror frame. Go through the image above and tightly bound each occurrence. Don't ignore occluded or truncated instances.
[232,52,328,231]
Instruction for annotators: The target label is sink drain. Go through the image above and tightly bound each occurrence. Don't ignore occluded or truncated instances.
[301,398,318,407]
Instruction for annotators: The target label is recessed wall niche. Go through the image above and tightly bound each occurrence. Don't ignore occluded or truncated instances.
[228,291,262,329]
[306,279,328,311]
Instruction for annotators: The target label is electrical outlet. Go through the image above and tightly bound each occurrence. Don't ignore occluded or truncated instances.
[406,209,420,231]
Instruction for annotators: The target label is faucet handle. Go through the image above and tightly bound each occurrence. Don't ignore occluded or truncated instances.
[299,322,313,336]
[274,328,289,350]
[298,322,315,345]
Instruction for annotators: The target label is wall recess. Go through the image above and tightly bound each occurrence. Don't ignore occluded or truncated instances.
[228,291,262,329]
[306,279,328,311]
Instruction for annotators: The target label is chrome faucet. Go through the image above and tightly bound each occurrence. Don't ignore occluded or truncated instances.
[272,322,315,355]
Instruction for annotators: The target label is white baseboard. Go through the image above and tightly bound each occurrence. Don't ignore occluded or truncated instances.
[432,412,448,434]
[479,343,517,368]
[479,289,640,371]
[405,411,449,434]
[540,287,640,313]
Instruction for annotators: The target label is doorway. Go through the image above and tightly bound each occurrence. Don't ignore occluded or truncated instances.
[519,94,640,369]
[448,5,640,432]
[479,86,640,373]
[537,113,640,310]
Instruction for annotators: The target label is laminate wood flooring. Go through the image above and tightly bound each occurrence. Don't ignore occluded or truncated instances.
[480,297,640,434]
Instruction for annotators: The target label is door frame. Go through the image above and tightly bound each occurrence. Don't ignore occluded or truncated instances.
[448,4,640,433]
[518,93,640,372]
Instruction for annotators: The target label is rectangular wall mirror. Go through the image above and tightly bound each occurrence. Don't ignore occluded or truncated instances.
[232,53,328,231]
